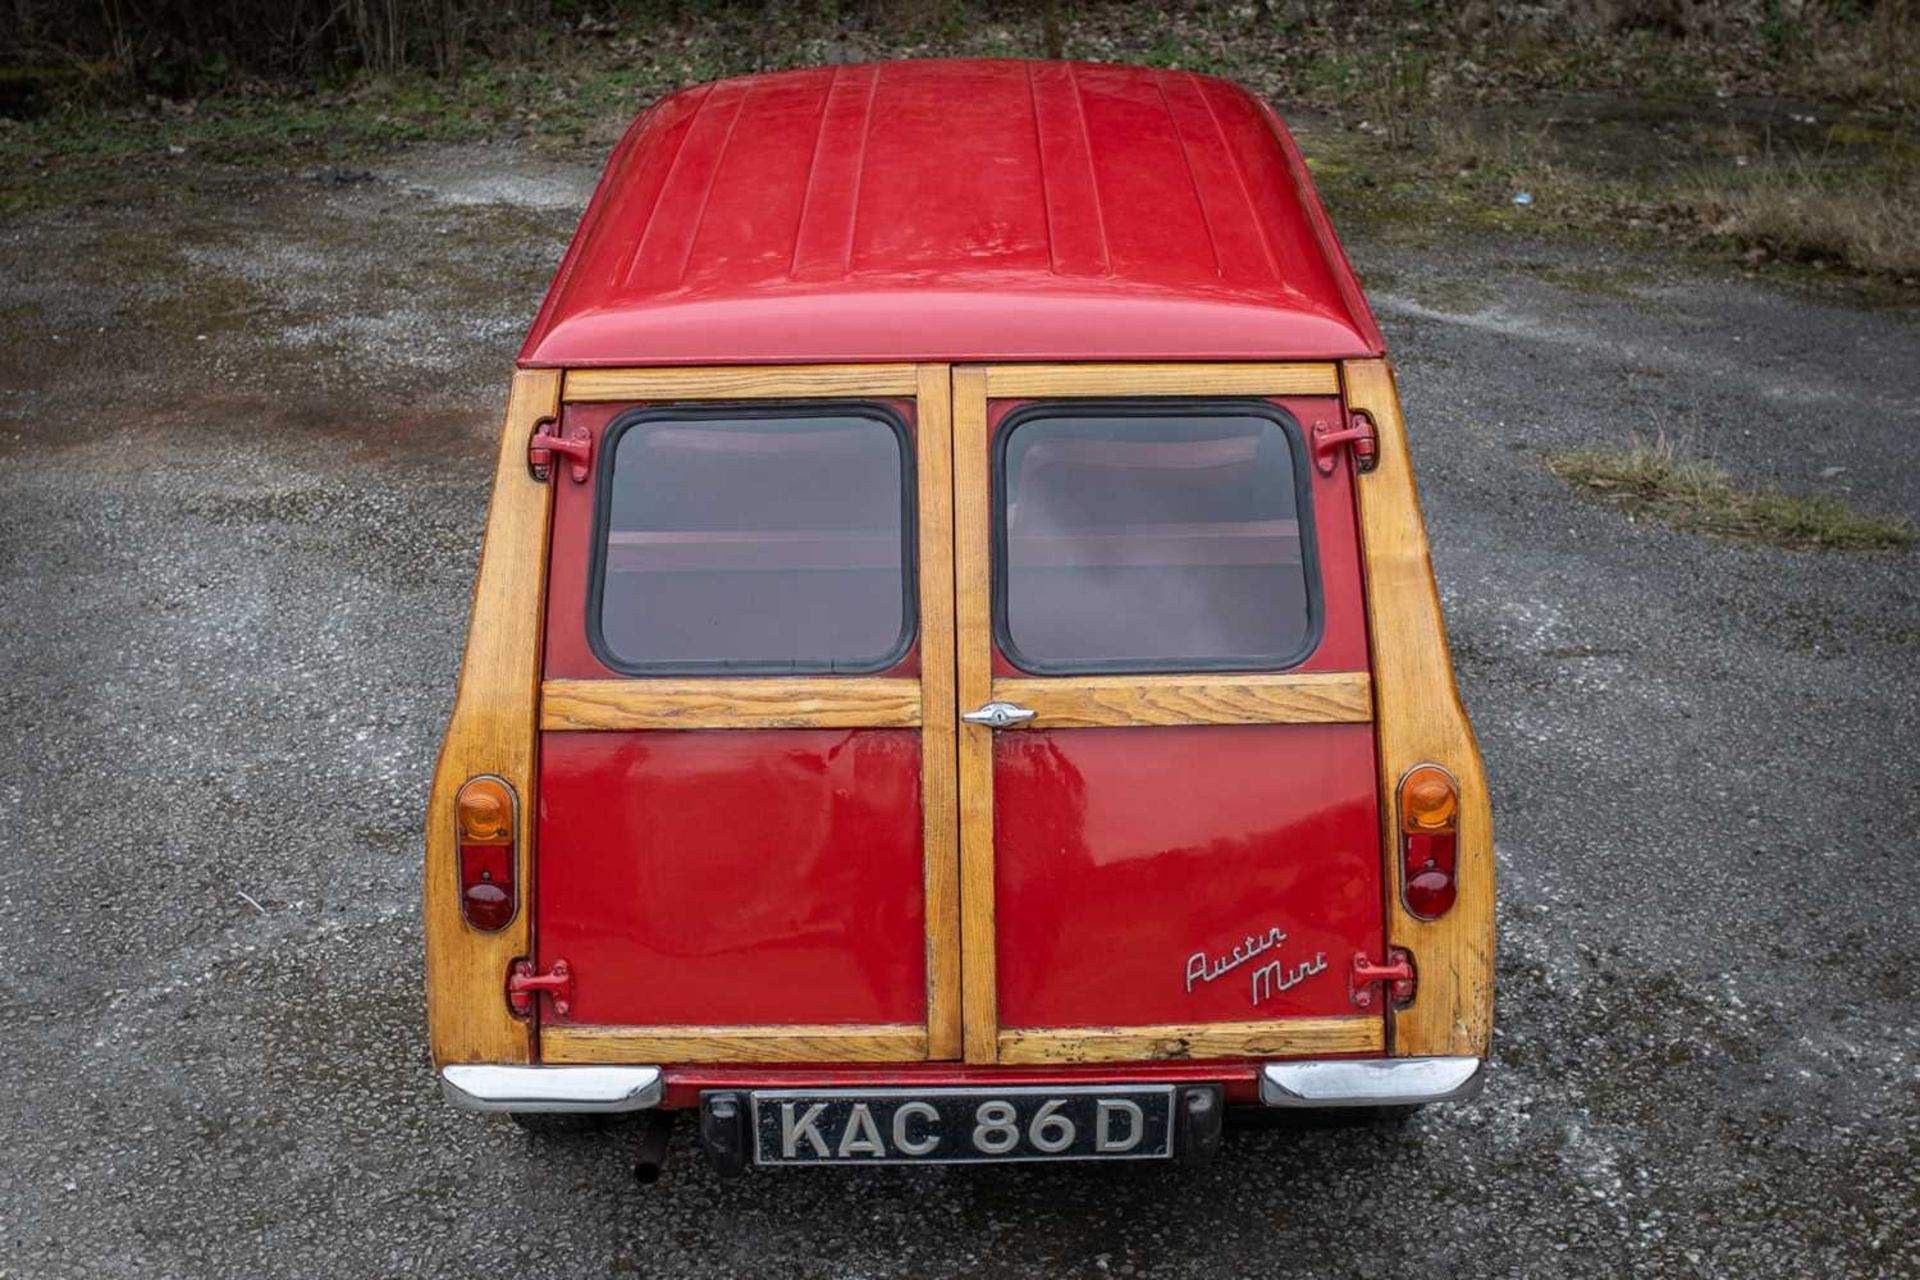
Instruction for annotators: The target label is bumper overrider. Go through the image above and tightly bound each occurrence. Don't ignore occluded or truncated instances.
[439,1057,1483,1114]
[1260,1056,1484,1107]
[440,1064,664,1113]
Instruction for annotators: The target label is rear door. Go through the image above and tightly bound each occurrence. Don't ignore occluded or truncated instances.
[534,366,960,1064]
[950,365,1387,1065]
[529,361,1383,1068]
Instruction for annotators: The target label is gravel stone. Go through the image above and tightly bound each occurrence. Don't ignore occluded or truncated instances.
[0,144,1914,1280]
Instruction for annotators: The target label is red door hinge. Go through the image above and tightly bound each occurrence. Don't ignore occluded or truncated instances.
[528,420,591,483]
[1313,410,1379,476]
[507,958,573,1019]
[1350,947,1415,1009]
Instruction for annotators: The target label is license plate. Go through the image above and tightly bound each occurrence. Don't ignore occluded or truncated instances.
[749,1085,1176,1165]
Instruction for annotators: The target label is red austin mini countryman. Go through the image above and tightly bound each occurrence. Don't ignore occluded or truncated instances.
[427,59,1492,1173]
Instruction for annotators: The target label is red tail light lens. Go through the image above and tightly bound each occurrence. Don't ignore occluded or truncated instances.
[1398,765,1458,920]
[456,777,516,932]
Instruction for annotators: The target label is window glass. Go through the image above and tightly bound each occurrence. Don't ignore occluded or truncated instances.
[595,409,911,672]
[996,409,1314,672]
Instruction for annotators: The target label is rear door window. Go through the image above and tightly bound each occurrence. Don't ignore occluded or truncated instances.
[994,404,1318,673]
[591,405,914,673]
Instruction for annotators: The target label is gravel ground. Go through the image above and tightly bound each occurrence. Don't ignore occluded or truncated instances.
[0,142,1914,1279]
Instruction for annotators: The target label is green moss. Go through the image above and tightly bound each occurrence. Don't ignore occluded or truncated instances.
[1547,436,1913,552]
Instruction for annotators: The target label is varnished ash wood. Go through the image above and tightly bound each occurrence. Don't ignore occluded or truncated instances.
[425,369,561,1068]
[952,366,1000,1064]
[543,1024,928,1064]
[541,362,960,1065]
[997,1017,1383,1065]
[991,672,1372,729]
[950,363,1359,1065]
[916,364,963,1061]
[983,362,1340,399]
[562,364,919,402]
[1343,359,1494,1060]
[540,678,922,730]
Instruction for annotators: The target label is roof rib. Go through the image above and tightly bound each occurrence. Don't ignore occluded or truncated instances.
[519,59,1383,367]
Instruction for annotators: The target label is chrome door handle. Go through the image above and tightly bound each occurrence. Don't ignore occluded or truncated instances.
[961,701,1037,729]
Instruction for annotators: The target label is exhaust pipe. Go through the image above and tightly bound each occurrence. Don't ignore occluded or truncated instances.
[631,1111,675,1184]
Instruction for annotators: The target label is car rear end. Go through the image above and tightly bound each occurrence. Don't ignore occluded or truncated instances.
[427,359,1489,1170]
[424,60,1491,1173]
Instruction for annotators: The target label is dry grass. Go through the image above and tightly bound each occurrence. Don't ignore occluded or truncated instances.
[1681,153,1920,279]
[1366,114,1920,286]
[1423,116,1593,206]
[1297,111,1614,239]
[1546,436,1913,552]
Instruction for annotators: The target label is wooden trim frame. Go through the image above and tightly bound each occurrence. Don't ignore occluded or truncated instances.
[952,367,1000,1064]
[997,1017,1384,1065]
[434,359,1485,1076]
[508,363,957,1065]
[563,364,919,402]
[990,672,1372,729]
[425,369,562,1067]
[983,362,1339,399]
[540,677,921,730]
[950,363,1373,1066]
[916,364,964,1060]
[1343,359,1494,1059]
[543,1025,928,1064]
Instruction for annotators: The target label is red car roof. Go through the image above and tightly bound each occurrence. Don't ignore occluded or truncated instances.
[518,59,1384,368]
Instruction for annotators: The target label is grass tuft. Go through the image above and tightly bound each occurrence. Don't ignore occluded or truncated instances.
[1679,153,1920,279]
[1546,435,1913,552]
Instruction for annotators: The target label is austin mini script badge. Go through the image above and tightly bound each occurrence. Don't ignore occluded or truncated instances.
[1184,926,1328,1008]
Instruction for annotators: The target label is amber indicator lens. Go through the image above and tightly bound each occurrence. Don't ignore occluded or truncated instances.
[456,777,516,932]
[457,777,514,844]
[1399,765,1457,833]
[1397,765,1459,921]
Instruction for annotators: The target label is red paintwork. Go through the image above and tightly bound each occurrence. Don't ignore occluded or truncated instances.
[539,403,611,678]
[534,391,1381,1047]
[542,400,920,680]
[1348,949,1416,1011]
[518,60,1383,368]
[985,392,1383,1029]
[507,959,574,1019]
[984,395,1370,678]
[527,419,592,483]
[1311,413,1379,475]
[520,65,1394,1059]
[992,725,1383,1026]
[536,729,927,1026]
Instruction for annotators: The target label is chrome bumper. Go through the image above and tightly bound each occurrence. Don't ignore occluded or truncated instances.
[1259,1056,1484,1108]
[439,1064,664,1114]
